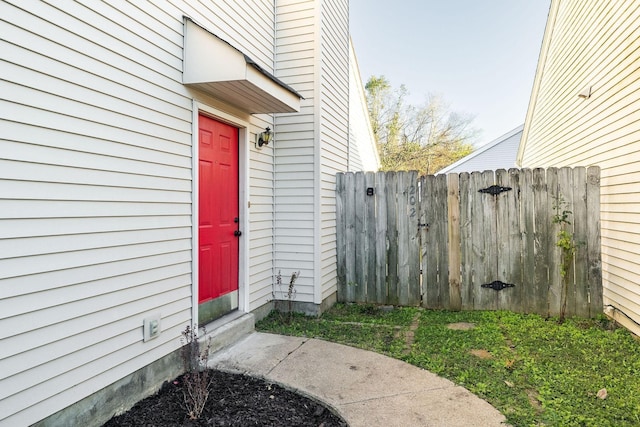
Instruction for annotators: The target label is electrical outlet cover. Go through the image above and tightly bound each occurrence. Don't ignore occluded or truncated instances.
[143,314,161,342]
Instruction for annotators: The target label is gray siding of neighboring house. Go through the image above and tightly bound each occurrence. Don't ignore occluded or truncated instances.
[438,126,523,174]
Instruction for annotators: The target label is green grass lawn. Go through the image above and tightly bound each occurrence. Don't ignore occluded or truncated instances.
[257,304,640,427]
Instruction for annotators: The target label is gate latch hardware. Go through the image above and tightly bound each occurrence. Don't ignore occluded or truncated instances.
[481,280,514,291]
[479,185,512,196]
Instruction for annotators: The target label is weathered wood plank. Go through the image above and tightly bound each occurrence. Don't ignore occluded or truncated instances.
[532,168,549,315]
[407,171,421,305]
[499,169,523,312]
[385,172,399,305]
[344,172,356,302]
[521,169,536,313]
[365,171,377,302]
[397,172,409,305]
[557,167,575,317]
[436,174,450,308]
[354,172,367,302]
[477,170,498,311]
[422,174,438,308]
[418,176,429,305]
[459,172,474,310]
[468,171,486,310]
[447,173,462,310]
[572,167,589,317]
[375,171,388,303]
[495,169,510,309]
[586,166,603,316]
[547,167,561,317]
[397,172,419,305]
[335,173,346,302]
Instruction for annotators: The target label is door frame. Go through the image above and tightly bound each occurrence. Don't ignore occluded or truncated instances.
[191,100,250,324]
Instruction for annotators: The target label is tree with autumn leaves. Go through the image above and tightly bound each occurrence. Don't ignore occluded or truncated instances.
[365,75,476,175]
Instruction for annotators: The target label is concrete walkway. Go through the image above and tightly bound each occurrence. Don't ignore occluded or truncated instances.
[209,332,508,427]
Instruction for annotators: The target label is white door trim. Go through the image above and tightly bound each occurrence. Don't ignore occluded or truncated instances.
[191,100,251,325]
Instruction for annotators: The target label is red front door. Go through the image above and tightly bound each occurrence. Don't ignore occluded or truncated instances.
[198,114,239,304]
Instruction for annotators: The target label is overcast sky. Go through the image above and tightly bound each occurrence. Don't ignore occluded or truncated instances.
[349,0,551,146]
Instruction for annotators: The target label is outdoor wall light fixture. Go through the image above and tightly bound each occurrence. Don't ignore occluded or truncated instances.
[256,127,272,148]
[578,86,592,99]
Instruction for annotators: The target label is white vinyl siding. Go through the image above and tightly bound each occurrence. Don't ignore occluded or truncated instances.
[0,0,279,425]
[274,0,350,304]
[348,40,380,172]
[319,0,350,302]
[274,0,318,302]
[519,0,640,335]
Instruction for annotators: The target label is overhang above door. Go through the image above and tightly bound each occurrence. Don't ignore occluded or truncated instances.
[183,17,302,114]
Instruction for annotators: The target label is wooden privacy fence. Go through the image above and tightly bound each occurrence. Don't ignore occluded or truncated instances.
[336,167,603,318]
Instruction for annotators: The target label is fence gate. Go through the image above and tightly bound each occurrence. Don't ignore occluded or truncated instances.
[336,168,603,318]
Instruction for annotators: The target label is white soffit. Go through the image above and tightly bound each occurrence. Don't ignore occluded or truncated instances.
[183,18,301,114]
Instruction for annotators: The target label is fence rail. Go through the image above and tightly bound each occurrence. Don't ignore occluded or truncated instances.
[336,167,602,318]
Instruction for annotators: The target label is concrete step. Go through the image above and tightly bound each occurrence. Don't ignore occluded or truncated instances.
[201,310,255,355]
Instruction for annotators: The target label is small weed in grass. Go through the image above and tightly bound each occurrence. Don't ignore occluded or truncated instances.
[257,304,640,427]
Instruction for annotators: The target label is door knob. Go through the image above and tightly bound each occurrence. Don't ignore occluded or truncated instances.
[234,230,242,237]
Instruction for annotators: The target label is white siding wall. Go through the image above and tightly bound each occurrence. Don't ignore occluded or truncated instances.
[519,0,640,335]
[274,0,318,302]
[274,0,351,305]
[319,0,350,302]
[348,40,381,172]
[0,0,278,424]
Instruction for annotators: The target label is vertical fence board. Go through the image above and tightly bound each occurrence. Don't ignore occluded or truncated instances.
[344,172,356,302]
[468,172,487,310]
[365,172,377,302]
[336,173,346,301]
[407,171,421,305]
[397,171,420,305]
[375,172,388,303]
[354,172,367,302]
[422,175,438,308]
[572,167,589,317]
[477,171,498,310]
[448,173,462,310]
[418,176,429,304]
[495,169,510,310]
[385,172,399,305]
[459,173,474,310]
[559,167,575,317]
[521,169,536,313]
[532,168,549,314]
[547,168,561,316]
[500,169,523,312]
[437,174,450,308]
[396,173,409,304]
[587,166,603,316]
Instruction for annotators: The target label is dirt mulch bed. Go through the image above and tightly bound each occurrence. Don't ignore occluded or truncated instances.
[103,370,347,426]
